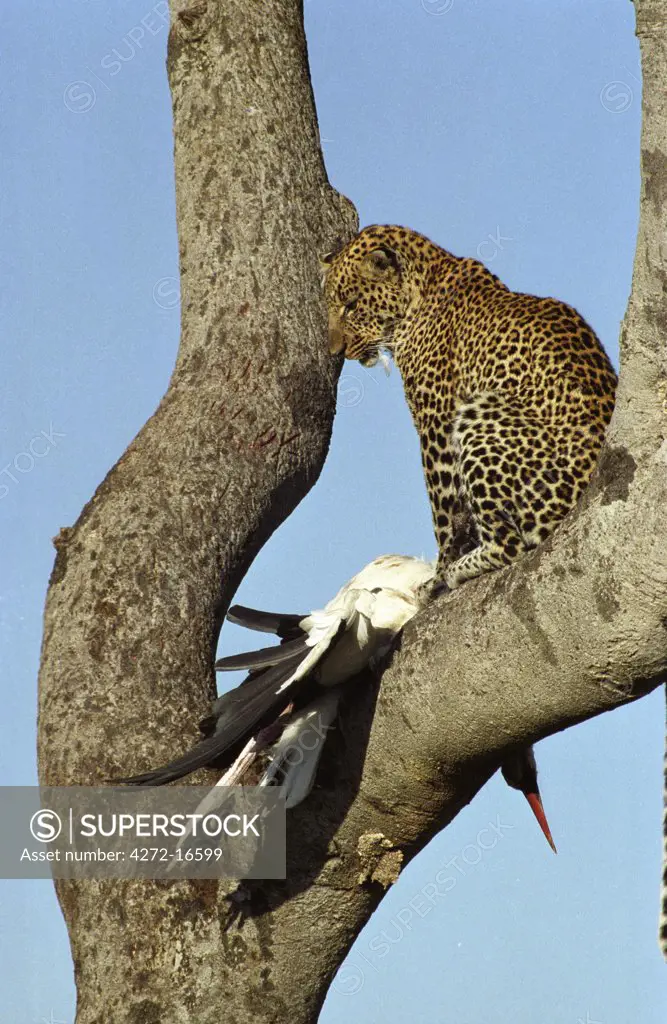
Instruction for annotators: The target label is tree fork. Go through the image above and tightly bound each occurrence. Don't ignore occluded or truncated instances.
[37,2,666,1022]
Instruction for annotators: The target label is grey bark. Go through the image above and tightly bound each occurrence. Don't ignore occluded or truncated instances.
[37,1,666,1022]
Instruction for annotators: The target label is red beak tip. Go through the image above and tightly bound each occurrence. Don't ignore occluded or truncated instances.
[525,791,557,855]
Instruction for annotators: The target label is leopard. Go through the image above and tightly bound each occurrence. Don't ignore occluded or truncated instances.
[319,224,667,950]
[321,224,617,591]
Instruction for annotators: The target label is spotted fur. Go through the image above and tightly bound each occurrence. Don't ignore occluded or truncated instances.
[322,224,617,590]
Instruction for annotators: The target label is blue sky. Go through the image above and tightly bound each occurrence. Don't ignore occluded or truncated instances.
[1,1,664,1021]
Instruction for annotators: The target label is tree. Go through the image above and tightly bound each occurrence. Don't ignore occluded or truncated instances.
[37,1,666,1021]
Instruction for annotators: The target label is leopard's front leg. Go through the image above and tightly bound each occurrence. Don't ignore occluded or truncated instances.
[417,420,465,595]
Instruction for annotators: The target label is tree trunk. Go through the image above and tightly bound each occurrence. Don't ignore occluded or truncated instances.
[37,1,666,1022]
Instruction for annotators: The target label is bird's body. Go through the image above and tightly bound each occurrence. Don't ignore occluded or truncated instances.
[117,553,556,851]
[293,557,438,687]
[117,555,435,802]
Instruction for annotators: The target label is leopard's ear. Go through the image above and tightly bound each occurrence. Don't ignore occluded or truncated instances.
[360,246,402,283]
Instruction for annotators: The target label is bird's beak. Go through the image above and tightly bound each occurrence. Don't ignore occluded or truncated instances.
[524,790,557,854]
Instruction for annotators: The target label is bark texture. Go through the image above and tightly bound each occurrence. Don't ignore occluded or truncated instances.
[38,2,357,1020]
[37,1,666,1022]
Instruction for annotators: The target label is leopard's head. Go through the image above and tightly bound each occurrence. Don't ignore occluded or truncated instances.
[321,225,424,367]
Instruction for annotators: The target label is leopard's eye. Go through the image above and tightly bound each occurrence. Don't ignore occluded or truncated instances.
[343,297,358,316]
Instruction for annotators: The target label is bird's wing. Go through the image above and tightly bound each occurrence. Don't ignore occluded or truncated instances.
[276,607,351,692]
[227,604,306,639]
[201,656,307,738]
[113,653,306,787]
[168,689,342,865]
[116,556,433,789]
[214,635,309,672]
[115,613,349,787]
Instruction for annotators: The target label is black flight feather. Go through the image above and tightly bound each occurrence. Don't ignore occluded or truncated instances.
[214,635,309,672]
[114,652,309,787]
[227,604,306,640]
